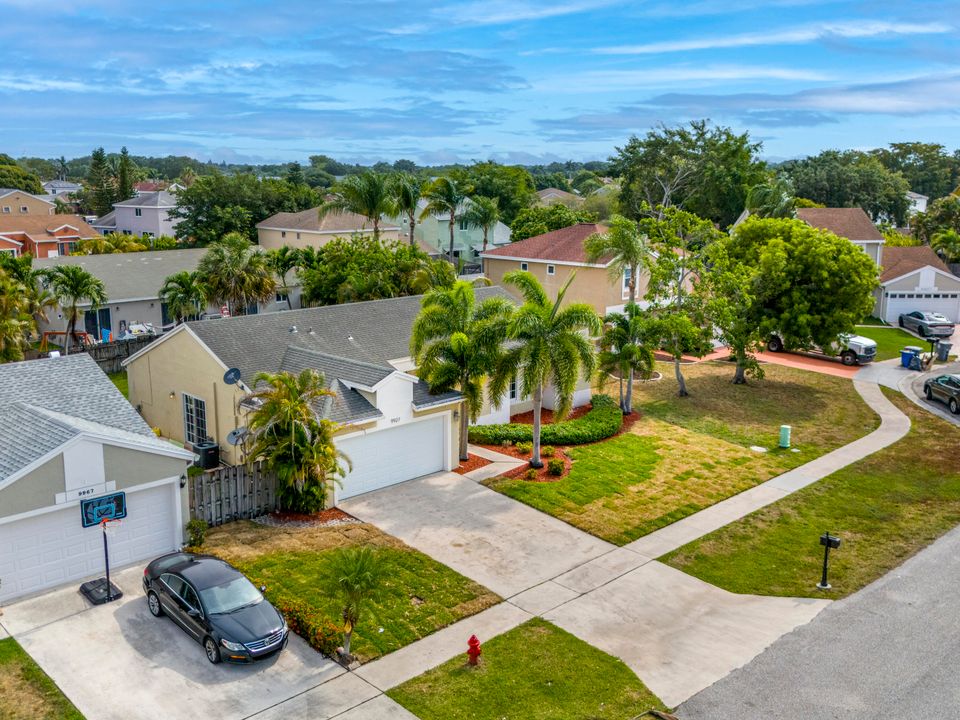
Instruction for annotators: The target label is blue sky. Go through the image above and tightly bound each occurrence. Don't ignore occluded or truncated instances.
[2,0,958,164]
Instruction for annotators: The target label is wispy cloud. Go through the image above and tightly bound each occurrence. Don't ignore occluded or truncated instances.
[594,20,952,54]
[533,65,831,92]
[436,0,619,27]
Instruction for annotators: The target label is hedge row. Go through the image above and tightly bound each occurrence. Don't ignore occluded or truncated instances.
[273,595,342,656]
[468,394,622,445]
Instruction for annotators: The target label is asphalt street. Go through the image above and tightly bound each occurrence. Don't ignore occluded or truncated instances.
[679,523,960,719]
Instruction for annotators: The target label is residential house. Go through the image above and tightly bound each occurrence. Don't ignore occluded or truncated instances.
[795,207,885,265]
[93,191,180,239]
[0,353,193,603]
[0,188,55,216]
[41,180,82,198]
[395,198,512,262]
[535,187,582,207]
[256,207,401,251]
[874,246,960,324]
[35,248,302,342]
[0,214,99,258]
[907,191,928,215]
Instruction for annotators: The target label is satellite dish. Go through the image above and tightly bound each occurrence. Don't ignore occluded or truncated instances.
[223,368,241,385]
[226,427,248,446]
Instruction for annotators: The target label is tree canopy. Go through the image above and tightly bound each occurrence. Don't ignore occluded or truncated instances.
[454,161,536,226]
[509,202,597,242]
[912,195,960,244]
[0,161,43,194]
[871,142,960,200]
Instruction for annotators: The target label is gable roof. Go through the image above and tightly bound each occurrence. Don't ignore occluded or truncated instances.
[480,223,607,265]
[796,208,884,242]
[256,207,400,234]
[880,245,954,283]
[113,190,176,209]
[536,188,581,204]
[0,188,54,205]
[0,214,99,241]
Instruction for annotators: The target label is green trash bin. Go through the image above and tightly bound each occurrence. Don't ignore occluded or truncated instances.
[779,425,791,449]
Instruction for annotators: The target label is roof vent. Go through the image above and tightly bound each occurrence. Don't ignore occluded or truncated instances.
[289,325,297,333]
[308,327,315,335]
[347,335,354,341]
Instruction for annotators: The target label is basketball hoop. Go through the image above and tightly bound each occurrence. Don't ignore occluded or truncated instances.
[101,517,123,537]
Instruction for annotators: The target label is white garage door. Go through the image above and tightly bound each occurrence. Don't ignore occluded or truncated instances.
[0,483,178,604]
[884,294,960,324]
[336,416,447,500]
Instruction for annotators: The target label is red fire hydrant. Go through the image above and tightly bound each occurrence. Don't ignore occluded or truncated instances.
[467,634,482,666]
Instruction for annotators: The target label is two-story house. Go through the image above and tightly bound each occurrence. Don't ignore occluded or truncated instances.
[41,180,82,199]
[256,207,400,251]
[393,198,512,262]
[93,191,180,239]
[0,215,100,258]
[1,188,55,216]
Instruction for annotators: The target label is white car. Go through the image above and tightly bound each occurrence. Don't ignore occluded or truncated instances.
[767,333,878,366]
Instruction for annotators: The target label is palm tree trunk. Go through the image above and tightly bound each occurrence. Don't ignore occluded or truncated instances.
[531,385,544,469]
[618,373,624,411]
[64,307,75,355]
[482,227,488,252]
[629,263,637,305]
[448,212,456,264]
[342,628,353,656]
[284,281,293,310]
[626,367,635,414]
[408,213,416,247]
[458,402,470,462]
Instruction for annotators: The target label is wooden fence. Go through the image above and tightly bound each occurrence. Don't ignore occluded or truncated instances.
[188,462,279,527]
[85,335,159,373]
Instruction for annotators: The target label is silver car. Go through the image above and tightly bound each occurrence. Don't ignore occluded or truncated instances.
[898,311,955,338]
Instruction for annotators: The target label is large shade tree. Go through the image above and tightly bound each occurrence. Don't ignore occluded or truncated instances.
[320,171,393,240]
[420,176,467,263]
[490,271,600,468]
[410,281,513,460]
[196,233,276,315]
[46,264,107,353]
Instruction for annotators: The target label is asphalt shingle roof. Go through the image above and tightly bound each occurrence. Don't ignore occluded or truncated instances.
[880,246,954,283]
[796,208,884,242]
[481,223,608,264]
[256,207,400,233]
[113,190,177,208]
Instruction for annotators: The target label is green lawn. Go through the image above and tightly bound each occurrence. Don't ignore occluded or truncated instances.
[388,618,664,720]
[0,637,84,720]
[488,362,879,545]
[662,389,960,598]
[107,371,128,399]
[854,326,924,361]
[201,521,499,662]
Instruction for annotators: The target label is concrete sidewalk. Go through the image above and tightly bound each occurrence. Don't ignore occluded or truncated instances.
[462,444,525,482]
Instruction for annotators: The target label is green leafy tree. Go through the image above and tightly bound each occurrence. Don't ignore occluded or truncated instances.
[597,303,654,414]
[932,229,960,264]
[321,547,384,658]
[871,142,957,200]
[159,271,207,325]
[646,313,712,397]
[490,271,600,468]
[46,264,107,353]
[458,161,536,225]
[117,147,134,200]
[196,233,276,315]
[913,196,960,244]
[411,281,513,460]
[584,214,651,305]
[285,162,306,186]
[246,369,348,513]
[533,171,572,191]
[320,171,393,240]
[0,269,32,363]
[509,203,597,242]
[389,173,425,247]
[421,176,468,262]
[877,223,920,247]
[267,246,299,310]
[87,147,116,216]
[462,196,501,253]
[745,177,796,218]
[0,162,43,194]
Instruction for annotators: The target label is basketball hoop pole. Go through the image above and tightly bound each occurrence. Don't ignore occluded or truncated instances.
[101,519,113,601]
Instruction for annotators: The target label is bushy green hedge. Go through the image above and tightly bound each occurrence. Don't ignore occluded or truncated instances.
[273,596,342,656]
[468,394,622,446]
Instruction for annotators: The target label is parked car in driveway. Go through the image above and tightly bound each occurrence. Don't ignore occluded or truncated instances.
[923,374,960,414]
[143,552,287,664]
[766,333,877,366]
[899,311,955,337]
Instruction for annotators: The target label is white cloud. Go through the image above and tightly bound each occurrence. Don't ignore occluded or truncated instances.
[593,20,952,54]
[436,0,618,27]
[534,65,831,92]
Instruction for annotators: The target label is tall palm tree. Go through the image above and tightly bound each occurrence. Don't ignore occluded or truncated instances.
[420,176,467,263]
[196,233,276,315]
[597,303,655,414]
[321,547,384,658]
[320,171,392,240]
[462,196,500,253]
[0,255,55,338]
[267,246,298,310]
[411,281,513,460]
[159,271,207,325]
[490,271,600,468]
[745,177,796,219]
[246,369,348,512]
[46,265,107,353]
[584,214,651,306]
[390,173,425,247]
[0,270,32,363]
[57,156,68,181]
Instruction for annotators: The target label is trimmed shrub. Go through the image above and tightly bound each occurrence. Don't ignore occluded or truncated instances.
[185,519,208,547]
[524,468,538,481]
[274,596,342,656]
[515,440,533,455]
[468,395,622,446]
[547,458,564,476]
[541,445,555,457]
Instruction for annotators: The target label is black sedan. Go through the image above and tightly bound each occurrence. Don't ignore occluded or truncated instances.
[143,552,287,664]
[924,374,960,414]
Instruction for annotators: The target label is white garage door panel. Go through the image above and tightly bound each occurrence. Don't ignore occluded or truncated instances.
[885,297,960,324]
[0,483,177,603]
[337,416,446,500]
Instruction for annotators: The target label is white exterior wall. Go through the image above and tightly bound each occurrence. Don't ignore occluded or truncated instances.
[113,205,179,238]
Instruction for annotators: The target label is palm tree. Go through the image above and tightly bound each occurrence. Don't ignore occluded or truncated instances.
[411,281,513,460]
[46,264,107,353]
[320,171,392,240]
[0,270,32,363]
[390,173,425,247]
[76,236,119,254]
[420,176,467,263]
[321,547,384,658]
[597,304,655,414]
[584,214,651,306]
[196,233,276,315]
[267,246,298,310]
[0,255,55,338]
[159,271,207,325]
[57,156,68,181]
[490,271,600,468]
[932,229,960,264]
[745,177,796,218]
[462,196,500,253]
[246,369,349,512]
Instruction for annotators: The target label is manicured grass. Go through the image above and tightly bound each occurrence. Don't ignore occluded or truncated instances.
[662,390,960,598]
[201,521,499,662]
[107,371,128,399]
[488,362,878,545]
[854,326,924,361]
[859,316,889,326]
[388,618,664,720]
[0,637,84,720]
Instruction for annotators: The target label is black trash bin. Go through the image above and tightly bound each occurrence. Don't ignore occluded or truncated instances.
[937,341,953,362]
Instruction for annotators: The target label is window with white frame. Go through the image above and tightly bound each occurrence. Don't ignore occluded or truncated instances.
[520,262,528,271]
[623,266,632,291]
[547,265,555,275]
[182,393,207,446]
[281,231,286,238]
[276,290,288,303]
[0,248,17,258]
[509,379,517,400]
[20,206,28,213]
[1,206,9,213]
[135,208,142,217]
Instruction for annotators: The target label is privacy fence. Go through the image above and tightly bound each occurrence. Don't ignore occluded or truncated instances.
[188,462,279,527]
[84,335,159,373]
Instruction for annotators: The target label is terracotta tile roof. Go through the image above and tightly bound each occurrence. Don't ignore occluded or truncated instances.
[796,207,883,241]
[880,245,953,283]
[480,223,607,264]
[0,214,99,241]
[256,206,399,234]
[134,181,167,192]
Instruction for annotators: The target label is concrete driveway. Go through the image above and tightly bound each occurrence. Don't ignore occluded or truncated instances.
[340,471,613,598]
[0,565,374,720]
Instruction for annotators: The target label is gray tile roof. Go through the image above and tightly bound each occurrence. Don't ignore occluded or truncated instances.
[0,403,77,482]
[113,190,177,208]
[92,210,117,229]
[279,346,394,389]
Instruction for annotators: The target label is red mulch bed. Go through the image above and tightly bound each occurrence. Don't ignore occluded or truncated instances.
[453,453,493,475]
[494,447,574,483]
[509,404,591,425]
[263,507,358,527]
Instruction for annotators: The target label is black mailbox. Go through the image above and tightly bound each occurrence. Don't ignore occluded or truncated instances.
[820,533,841,550]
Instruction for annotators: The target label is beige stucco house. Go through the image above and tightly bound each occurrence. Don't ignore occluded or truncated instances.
[0,354,193,603]
[256,207,400,251]
[0,188,55,216]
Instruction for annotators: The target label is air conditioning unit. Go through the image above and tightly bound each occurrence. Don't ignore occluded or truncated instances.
[192,441,220,470]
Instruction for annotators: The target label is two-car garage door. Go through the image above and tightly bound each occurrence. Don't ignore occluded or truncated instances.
[883,292,960,324]
[0,483,179,604]
[336,416,447,500]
